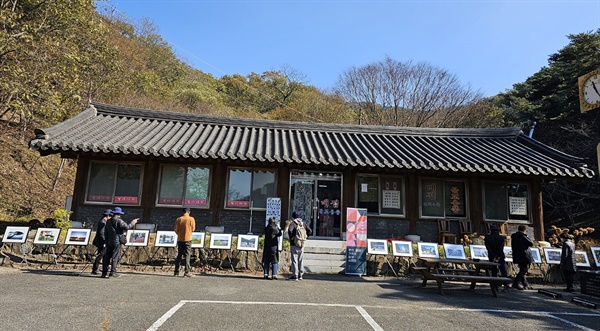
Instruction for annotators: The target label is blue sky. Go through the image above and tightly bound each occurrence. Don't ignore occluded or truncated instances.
[101,1,600,97]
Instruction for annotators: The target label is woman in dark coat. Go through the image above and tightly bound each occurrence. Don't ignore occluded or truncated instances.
[560,233,577,292]
[263,217,282,280]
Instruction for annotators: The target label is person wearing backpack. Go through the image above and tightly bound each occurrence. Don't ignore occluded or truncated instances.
[287,210,312,281]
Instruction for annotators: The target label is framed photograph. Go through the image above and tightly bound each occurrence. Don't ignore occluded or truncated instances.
[575,250,591,267]
[443,243,466,260]
[125,229,150,247]
[417,242,440,259]
[33,228,61,245]
[64,228,91,246]
[2,226,30,244]
[503,246,513,262]
[469,245,488,260]
[191,232,206,248]
[530,247,542,264]
[543,247,562,264]
[209,233,232,250]
[391,240,413,257]
[591,247,600,267]
[367,239,389,255]
[155,231,178,248]
[237,234,259,251]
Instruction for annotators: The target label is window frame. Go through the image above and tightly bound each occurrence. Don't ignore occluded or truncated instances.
[356,174,406,217]
[155,164,212,208]
[84,161,144,206]
[224,167,277,211]
[419,177,469,219]
[482,181,531,223]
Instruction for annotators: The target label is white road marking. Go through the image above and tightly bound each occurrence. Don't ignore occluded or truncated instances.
[355,305,384,331]
[146,301,186,331]
[147,300,600,331]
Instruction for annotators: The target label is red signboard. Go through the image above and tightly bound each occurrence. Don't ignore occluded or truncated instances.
[184,198,207,206]
[227,200,250,208]
[114,196,138,204]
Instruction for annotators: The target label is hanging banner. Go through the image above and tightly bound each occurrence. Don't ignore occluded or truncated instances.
[266,197,283,251]
[345,208,367,276]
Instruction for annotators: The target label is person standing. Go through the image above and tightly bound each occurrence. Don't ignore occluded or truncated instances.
[484,224,510,292]
[287,211,312,281]
[510,225,534,290]
[560,232,577,292]
[174,208,196,277]
[91,209,112,275]
[263,217,282,280]
[102,207,138,279]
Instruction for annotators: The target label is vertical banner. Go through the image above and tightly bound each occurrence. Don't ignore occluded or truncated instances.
[345,208,367,275]
[266,197,283,251]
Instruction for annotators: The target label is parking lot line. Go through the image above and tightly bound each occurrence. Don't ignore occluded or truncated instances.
[147,300,600,331]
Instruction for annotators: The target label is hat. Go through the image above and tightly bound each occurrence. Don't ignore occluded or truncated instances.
[292,211,301,219]
[112,207,125,215]
[103,209,113,216]
[489,224,498,231]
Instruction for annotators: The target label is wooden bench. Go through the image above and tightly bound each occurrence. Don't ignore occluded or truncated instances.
[437,268,475,274]
[431,274,512,297]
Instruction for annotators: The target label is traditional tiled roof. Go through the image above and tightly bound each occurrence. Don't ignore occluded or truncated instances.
[29,102,594,178]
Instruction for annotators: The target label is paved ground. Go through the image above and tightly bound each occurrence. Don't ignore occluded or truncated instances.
[0,264,599,331]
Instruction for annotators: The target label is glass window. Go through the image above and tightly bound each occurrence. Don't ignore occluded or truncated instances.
[157,165,210,207]
[420,178,467,218]
[227,168,275,209]
[357,175,404,216]
[86,162,142,204]
[484,182,530,222]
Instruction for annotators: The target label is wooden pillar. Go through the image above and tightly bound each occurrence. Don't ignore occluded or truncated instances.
[469,176,483,234]
[406,172,419,234]
[141,159,158,222]
[211,160,226,226]
[278,166,290,220]
[532,179,544,241]
[342,169,354,235]
[72,157,89,220]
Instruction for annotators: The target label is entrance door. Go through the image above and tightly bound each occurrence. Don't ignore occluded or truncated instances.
[289,171,342,239]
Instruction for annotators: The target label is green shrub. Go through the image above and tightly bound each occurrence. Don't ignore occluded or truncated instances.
[52,208,72,232]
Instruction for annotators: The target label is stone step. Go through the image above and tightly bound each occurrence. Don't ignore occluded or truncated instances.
[304,253,346,261]
[304,247,346,254]
[303,265,345,274]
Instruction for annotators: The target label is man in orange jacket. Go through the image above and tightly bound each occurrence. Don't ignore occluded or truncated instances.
[174,208,196,277]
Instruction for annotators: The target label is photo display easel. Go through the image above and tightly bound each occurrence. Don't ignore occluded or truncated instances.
[32,228,61,270]
[121,229,151,263]
[209,233,234,272]
[143,231,178,271]
[236,234,261,273]
[367,239,397,277]
[2,226,31,266]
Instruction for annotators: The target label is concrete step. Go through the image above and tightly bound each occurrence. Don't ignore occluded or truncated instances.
[304,253,346,261]
[304,265,345,274]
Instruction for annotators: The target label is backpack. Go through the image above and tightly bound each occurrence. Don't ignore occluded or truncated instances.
[294,220,307,248]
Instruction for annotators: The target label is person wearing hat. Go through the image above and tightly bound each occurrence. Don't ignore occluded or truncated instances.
[91,209,112,275]
[510,225,534,290]
[484,224,510,292]
[560,232,577,292]
[102,207,139,278]
[287,210,312,280]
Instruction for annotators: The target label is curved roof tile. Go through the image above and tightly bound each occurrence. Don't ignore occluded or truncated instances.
[29,102,595,179]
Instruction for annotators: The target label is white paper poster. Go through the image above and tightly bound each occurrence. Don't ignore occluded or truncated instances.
[509,197,528,216]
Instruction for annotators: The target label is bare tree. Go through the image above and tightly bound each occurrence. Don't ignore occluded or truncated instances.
[334,56,486,127]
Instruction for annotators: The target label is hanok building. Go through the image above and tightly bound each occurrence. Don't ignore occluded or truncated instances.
[30,103,594,242]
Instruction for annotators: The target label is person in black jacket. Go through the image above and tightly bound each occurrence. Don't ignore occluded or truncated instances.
[101,207,138,278]
[262,217,283,280]
[484,224,510,292]
[560,232,577,292]
[91,209,112,275]
[510,225,534,290]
